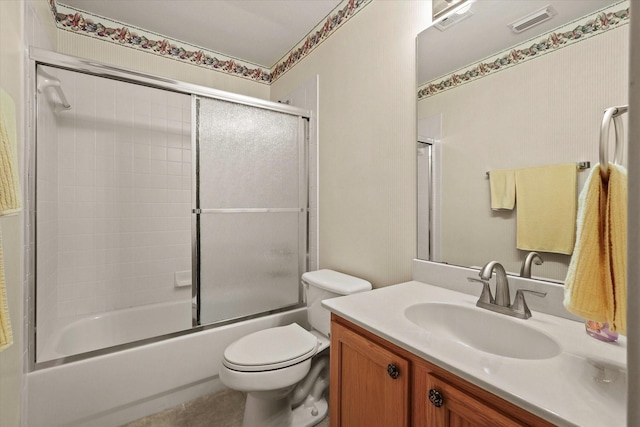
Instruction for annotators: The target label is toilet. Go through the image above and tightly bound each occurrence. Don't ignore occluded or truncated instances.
[219,269,372,427]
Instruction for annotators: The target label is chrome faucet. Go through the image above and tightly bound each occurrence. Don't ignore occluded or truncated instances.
[479,261,510,307]
[520,252,543,278]
[468,261,547,319]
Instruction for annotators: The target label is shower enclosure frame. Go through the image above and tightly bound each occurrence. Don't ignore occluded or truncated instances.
[27,47,312,371]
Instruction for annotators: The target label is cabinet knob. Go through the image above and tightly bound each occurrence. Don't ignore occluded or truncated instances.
[387,364,400,379]
[428,389,444,408]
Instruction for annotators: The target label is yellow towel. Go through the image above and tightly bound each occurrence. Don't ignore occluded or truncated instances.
[0,88,19,352]
[515,163,577,254]
[0,88,22,216]
[0,232,12,351]
[489,169,515,210]
[607,164,627,334]
[563,163,627,334]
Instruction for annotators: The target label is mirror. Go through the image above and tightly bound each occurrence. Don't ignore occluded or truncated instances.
[417,0,629,282]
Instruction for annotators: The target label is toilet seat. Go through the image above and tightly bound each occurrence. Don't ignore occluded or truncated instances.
[223,323,319,372]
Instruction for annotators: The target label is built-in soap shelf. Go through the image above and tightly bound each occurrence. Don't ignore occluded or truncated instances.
[174,270,191,288]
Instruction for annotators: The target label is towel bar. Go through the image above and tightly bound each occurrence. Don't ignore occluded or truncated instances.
[485,162,590,178]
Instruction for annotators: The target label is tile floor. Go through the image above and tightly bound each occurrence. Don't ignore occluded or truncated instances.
[123,389,330,427]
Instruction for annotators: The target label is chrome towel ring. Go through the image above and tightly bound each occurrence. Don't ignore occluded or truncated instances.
[599,105,628,180]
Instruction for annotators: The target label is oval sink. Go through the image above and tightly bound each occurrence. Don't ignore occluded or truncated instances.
[404,302,561,360]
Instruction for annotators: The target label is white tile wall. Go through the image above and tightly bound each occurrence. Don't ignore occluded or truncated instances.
[36,67,192,342]
[35,66,60,358]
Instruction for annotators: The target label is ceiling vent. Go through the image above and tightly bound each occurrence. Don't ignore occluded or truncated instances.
[509,6,555,33]
[434,9,474,31]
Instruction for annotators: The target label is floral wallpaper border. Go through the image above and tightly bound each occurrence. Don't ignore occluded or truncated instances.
[418,2,630,100]
[49,0,371,84]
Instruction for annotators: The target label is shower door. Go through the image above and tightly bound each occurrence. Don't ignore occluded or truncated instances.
[194,97,308,325]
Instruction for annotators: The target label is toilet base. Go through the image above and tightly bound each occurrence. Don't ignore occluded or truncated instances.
[241,394,328,427]
[291,396,328,427]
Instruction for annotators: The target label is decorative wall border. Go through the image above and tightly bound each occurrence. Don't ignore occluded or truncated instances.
[418,1,630,100]
[48,0,372,85]
[270,0,371,83]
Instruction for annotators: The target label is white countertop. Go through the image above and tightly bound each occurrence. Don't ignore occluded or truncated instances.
[323,281,627,427]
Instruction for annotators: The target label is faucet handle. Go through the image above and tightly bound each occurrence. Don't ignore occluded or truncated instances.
[467,277,494,305]
[511,289,547,319]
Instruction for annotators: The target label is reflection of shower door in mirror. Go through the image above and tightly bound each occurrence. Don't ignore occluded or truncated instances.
[194,97,308,325]
[417,142,432,260]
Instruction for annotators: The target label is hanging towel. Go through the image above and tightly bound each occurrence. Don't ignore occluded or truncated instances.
[0,88,21,216]
[0,232,12,351]
[489,169,515,210]
[515,163,577,254]
[607,164,627,333]
[563,165,611,324]
[564,163,627,334]
[0,88,20,352]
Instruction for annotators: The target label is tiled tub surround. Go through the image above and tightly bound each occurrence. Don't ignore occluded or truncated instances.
[36,65,193,362]
[323,261,626,427]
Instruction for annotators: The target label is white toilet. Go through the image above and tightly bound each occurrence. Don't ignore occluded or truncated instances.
[219,269,372,427]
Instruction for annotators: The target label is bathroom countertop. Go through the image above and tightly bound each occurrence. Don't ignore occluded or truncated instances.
[322,281,627,427]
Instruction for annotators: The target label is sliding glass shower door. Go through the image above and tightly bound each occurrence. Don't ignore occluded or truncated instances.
[195,97,308,325]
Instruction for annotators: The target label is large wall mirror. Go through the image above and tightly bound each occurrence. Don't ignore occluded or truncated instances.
[417,0,629,283]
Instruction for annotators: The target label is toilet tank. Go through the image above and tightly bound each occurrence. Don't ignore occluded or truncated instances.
[301,269,372,337]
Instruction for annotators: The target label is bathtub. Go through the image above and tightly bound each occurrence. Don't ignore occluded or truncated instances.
[38,300,193,362]
[28,307,308,427]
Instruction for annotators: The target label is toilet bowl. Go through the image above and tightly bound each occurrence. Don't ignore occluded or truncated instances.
[219,269,372,427]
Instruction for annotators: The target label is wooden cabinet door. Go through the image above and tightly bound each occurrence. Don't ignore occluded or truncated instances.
[415,369,526,427]
[330,321,410,427]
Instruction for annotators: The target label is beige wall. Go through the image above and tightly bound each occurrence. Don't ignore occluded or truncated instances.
[0,1,25,426]
[56,31,270,100]
[271,1,428,287]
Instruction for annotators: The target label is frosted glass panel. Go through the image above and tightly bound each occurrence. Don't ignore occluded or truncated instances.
[196,97,306,325]
[198,98,301,208]
[199,213,301,324]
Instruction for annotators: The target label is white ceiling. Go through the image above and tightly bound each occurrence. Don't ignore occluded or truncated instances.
[417,0,621,85]
[60,0,343,68]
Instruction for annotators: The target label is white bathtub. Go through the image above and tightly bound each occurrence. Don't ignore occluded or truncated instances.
[28,307,308,427]
[39,300,193,362]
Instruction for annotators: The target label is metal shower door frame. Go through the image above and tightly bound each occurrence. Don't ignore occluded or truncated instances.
[191,95,310,327]
[27,47,311,369]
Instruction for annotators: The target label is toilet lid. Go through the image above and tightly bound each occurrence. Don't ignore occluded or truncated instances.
[223,323,319,372]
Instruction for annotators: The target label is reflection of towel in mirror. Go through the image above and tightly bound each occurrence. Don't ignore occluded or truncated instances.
[489,169,515,210]
[515,163,577,255]
[564,163,627,334]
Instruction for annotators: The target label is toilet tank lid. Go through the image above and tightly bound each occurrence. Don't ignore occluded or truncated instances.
[301,269,372,295]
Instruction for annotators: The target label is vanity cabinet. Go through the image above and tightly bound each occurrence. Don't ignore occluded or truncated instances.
[330,315,410,426]
[330,315,555,427]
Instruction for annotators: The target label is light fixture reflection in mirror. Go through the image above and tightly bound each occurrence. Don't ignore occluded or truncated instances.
[416,0,630,283]
[432,0,475,21]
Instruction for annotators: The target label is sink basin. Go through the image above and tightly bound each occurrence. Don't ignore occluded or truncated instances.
[404,302,561,360]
